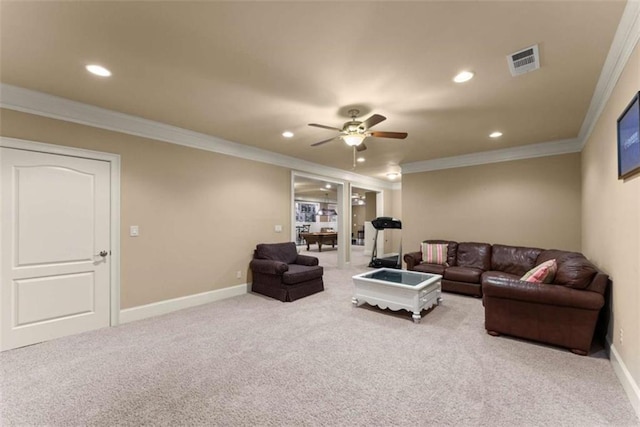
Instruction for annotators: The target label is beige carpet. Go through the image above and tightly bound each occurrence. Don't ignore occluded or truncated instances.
[1,246,638,426]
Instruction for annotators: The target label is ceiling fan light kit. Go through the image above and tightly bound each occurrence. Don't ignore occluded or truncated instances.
[342,133,366,146]
[308,108,408,154]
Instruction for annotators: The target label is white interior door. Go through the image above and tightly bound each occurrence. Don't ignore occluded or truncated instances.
[1,147,111,351]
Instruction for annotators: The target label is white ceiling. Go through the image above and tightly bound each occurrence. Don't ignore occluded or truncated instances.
[0,1,629,179]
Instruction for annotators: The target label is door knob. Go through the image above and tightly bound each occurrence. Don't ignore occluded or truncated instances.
[97,250,108,257]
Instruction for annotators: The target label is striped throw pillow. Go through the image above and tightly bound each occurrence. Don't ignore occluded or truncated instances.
[521,259,557,284]
[421,243,449,266]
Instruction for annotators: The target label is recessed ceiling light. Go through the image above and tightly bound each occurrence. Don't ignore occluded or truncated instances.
[325,184,331,189]
[357,157,365,163]
[386,172,400,180]
[282,131,294,138]
[86,64,111,77]
[489,131,503,138]
[453,71,474,83]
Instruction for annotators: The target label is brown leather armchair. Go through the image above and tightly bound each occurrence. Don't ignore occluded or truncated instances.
[250,242,324,302]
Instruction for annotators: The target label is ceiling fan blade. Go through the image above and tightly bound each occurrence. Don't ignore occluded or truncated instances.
[311,136,337,147]
[355,143,367,152]
[370,131,408,139]
[361,114,386,130]
[308,123,343,132]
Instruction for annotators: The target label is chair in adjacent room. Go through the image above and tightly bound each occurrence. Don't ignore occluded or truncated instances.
[299,224,311,245]
[249,242,324,302]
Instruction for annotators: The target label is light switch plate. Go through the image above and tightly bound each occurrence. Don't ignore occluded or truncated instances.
[274,225,282,233]
[130,225,139,237]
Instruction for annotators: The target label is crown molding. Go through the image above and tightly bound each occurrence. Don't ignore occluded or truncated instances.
[0,83,582,181]
[0,84,394,190]
[401,138,582,174]
[578,0,640,148]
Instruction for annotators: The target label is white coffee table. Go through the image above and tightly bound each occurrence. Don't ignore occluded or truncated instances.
[352,268,442,323]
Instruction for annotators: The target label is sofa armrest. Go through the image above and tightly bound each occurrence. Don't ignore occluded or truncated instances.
[483,277,604,310]
[584,272,608,295]
[295,254,319,266]
[404,252,422,270]
[250,259,289,275]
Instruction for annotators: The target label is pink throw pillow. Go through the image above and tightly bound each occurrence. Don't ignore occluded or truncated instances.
[521,259,557,284]
[421,243,449,266]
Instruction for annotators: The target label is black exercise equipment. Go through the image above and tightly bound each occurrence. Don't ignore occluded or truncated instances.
[369,216,402,269]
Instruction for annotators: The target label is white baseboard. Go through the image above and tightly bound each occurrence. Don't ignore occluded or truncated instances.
[608,340,640,419]
[119,284,247,324]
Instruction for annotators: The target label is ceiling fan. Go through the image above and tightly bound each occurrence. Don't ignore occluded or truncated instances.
[308,109,408,153]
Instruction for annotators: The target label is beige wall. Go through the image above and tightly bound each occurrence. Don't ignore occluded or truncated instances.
[351,204,365,238]
[384,188,402,254]
[0,109,291,308]
[402,153,582,254]
[391,188,402,223]
[364,191,377,221]
[582,41,639,399]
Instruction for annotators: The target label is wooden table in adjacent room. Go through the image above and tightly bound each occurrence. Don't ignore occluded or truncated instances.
[300,232,338,252]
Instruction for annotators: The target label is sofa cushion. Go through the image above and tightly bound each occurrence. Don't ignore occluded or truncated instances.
[444,266,483,283]
[536,250,597,289]
[482,277,604,310]
[521,259,557,284]
[481,271,521,286]
[282,264,324,285]
[491,244,542,276]
[421,242,449,265]
[256,242,298,264]
[413,263,446,275]
[422,240,458,267]
[456,242,491,270]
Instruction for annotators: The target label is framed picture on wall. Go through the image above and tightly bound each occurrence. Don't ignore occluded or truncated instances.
[617,91,640,179]
[295,202,319,222]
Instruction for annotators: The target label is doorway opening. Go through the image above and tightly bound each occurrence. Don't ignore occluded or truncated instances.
[291,172,386,269]
[291,172,346,268]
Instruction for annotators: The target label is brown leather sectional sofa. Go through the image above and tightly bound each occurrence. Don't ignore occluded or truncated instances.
[404,240,608,355]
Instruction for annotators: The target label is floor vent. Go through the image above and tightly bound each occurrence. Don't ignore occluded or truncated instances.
[507,44,540,76]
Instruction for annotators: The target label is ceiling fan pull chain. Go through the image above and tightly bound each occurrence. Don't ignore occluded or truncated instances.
[353,146,356,169]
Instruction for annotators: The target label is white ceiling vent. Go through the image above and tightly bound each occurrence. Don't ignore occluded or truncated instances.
[507,44,540,76]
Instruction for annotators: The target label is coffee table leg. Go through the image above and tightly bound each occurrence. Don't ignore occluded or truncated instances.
[412,312,421,323]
